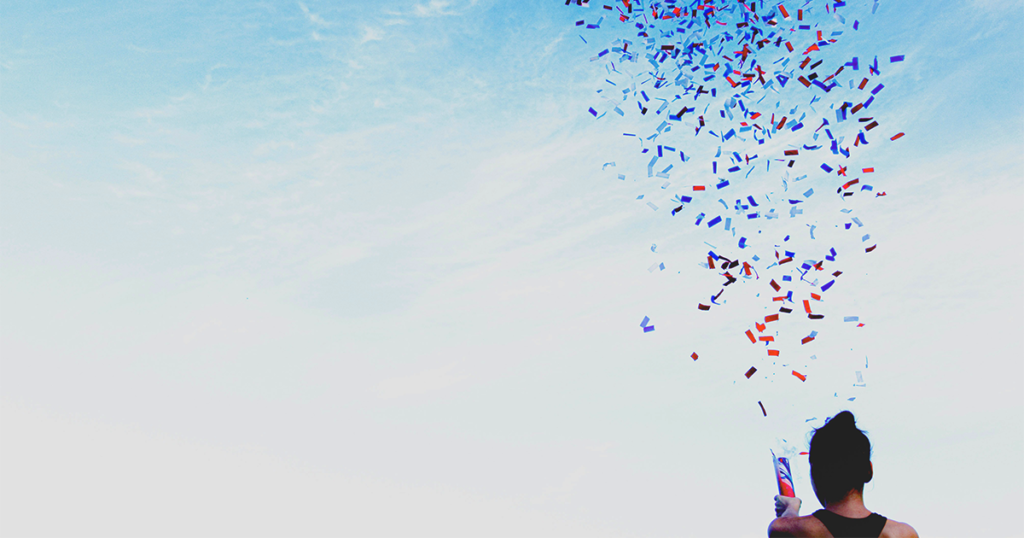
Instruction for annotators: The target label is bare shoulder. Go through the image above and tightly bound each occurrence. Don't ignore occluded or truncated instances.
[881,518,919,538]
[768,515,830,537]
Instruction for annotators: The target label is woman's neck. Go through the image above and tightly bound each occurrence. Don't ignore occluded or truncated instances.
[825,489,872,518]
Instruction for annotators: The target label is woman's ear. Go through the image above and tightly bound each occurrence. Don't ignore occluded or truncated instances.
[865,461,874,483]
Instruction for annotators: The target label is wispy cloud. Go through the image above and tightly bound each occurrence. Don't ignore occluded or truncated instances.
[413,1,456,17]
[359,26,384,44]
[298,2,330,27]
[384,0,476,19]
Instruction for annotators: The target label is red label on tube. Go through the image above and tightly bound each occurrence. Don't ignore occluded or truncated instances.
[773,452,796,497]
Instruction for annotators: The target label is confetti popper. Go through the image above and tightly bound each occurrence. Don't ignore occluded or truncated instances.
[772,450,796,497]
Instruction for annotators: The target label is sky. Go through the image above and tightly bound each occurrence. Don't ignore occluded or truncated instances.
[1,0,1022,536]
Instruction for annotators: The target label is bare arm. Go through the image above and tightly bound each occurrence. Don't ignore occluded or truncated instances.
[768,517,797,537]
[768,496,800,537]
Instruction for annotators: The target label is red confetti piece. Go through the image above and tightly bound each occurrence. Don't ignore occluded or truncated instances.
[698,303,711,310]
[746,330,756,343]
[891,132,905,141]
[863,167,874,173]
[765,314,779,323]
[759,401,767,416]
[801,335,815,344]
[768,349,780,356]
[745,367,757,378]
[770,279,781,292]
[792,370,806,382]
[691,352,699,360]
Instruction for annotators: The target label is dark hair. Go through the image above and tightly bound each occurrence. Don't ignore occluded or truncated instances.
[809,411,873,504]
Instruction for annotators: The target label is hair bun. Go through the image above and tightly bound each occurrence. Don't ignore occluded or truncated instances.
[828,410,857,430]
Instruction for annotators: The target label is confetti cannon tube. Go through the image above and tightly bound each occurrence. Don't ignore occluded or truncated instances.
[772,451,796,498]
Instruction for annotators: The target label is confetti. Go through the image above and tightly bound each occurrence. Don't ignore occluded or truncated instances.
[568,0,906,417]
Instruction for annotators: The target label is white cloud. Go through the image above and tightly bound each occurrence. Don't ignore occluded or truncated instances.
[298,2,330,26]
[413,1,455,17]
[359,26,384,44]
[111,133,147,147]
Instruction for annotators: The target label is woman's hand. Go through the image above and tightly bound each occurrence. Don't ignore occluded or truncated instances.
[774,495,801,518]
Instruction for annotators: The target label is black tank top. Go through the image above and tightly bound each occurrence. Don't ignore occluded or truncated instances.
[812,509,888,538]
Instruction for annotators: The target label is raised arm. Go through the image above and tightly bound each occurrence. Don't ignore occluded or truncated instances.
[767,496,801,537]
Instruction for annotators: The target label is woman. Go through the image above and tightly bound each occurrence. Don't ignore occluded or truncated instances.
[767,411,918,538]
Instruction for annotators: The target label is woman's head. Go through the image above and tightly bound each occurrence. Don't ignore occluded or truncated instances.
[809,411,873,506]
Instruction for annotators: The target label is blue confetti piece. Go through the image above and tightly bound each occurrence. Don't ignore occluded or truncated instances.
[890,55,904,62]
[641,316,650,327]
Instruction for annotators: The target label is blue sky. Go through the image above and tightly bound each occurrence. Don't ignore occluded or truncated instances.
[2,1,1022,536]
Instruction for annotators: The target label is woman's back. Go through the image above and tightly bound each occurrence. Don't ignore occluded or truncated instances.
[767,412,918,538]
[769,510,918,538]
